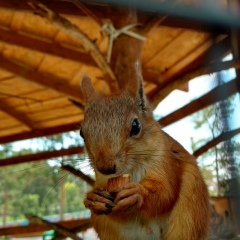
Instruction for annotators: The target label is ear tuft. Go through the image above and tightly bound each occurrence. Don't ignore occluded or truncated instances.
[127,62,147,113]
[80,75,96,102]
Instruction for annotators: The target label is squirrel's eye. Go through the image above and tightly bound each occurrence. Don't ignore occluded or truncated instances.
[79,128,84,140]
[130,119,141,136]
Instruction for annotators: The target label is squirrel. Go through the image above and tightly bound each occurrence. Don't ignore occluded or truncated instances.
[80,66,210,240]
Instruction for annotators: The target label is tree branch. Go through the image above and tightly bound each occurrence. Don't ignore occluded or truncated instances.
[61,164,95,187]
[193,128,240,157]
[25,214,82,240]
[29,1,118,92]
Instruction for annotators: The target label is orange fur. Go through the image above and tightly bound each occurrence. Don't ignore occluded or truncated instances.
[80,73,210,240]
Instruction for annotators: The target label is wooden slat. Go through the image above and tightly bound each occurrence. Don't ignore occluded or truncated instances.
[0,99,36,129]
[0,146,84,167]
[27,105,81,123]
[0,122,79,144]
[35,114,82,128]
[0,219,91,236]
[159,79,238,127]
[145,31,210,71]
[152,60,240,106]
[0,28,96,66]
[149,36,231,104]
[0,56,85,105]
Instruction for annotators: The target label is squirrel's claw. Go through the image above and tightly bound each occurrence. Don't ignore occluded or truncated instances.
[112,182,144,212]
[84,189,115,215]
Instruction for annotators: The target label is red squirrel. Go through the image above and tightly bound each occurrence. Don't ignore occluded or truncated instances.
[80,67,210,240]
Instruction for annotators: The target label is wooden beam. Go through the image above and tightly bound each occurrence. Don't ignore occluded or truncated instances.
[159,79,238,127]
[0,28,96,66]
[0,0,229,34]
[0,27,155,85]
[0,122,79,144]
[0,99,36,129]
[61,164,95,187]
[0,55,85,105]
[153,60,240,106]
[0,218,91,236]
[0,146,84,167]
[193,128,240,157]
[25,214,82,240]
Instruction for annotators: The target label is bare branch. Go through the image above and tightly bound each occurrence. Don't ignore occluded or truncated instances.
[193,128,240,157]
[61,164,95,187]
[28,1,118,92]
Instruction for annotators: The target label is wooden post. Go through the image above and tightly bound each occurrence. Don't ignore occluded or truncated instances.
[108,6,144,89]
[227,0,240,235]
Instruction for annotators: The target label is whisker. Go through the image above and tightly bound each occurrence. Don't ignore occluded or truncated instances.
[41,171,70,208]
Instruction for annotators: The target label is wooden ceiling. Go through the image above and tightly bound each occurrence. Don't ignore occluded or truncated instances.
[0,0,238,145]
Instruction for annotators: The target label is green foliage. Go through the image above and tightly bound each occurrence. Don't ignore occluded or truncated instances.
[191,91,239,196]
[0,132,90,226]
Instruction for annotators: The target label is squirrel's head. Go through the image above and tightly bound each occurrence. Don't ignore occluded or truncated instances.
[80,65,156,179]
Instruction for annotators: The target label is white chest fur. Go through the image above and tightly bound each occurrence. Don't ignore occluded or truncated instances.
[93,214,164,240]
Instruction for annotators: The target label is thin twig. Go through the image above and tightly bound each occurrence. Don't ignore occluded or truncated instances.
[193,128,240,157]
[61,164,95,187]
[28,1,118,92]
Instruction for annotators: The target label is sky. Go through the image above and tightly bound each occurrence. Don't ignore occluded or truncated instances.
[154,56,240,154]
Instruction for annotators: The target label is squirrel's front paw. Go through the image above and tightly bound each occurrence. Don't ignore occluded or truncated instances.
[112,182,145,212]
[84,189,115,215]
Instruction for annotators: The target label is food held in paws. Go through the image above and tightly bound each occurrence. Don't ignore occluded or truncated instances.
[107,174,130,192]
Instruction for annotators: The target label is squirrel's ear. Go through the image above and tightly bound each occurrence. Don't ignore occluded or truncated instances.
[127,62,147,113]
[80,75,96,101]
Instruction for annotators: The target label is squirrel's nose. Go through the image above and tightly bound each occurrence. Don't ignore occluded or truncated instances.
[98,164,116,175]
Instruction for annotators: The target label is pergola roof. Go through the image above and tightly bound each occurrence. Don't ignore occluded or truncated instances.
[0,0,238,145]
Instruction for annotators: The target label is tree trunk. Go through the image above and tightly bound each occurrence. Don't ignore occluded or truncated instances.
[3,190,8,226]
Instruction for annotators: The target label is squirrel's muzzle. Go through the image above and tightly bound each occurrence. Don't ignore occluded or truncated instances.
[98,165,116,175]
[96,151,117,175]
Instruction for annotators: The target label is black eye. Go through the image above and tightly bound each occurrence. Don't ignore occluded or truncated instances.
[79,128,84,139]
[130,119,141,136]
